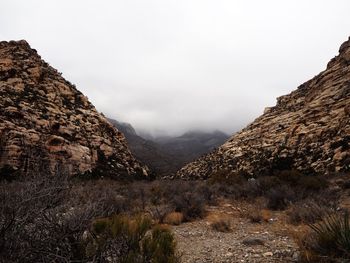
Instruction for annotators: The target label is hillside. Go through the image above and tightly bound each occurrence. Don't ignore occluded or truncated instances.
[0,40,148,179]
[177,37,350,179]
[109,118,229,177]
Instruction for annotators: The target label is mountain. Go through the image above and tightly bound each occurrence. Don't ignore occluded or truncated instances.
[108,119,229,177]
[153,130,229,163]
[0,40,148,179]
[177,37,350,179]
[108,118,176,177]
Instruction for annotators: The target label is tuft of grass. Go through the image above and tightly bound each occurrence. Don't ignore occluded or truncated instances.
[298,212,350,262]
[163,212,184,226]
[209,215,232,232]
[287,200,334,225]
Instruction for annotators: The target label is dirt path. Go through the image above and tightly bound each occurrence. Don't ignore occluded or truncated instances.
[172,202,300,263]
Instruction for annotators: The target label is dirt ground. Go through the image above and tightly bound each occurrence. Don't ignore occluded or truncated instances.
[172,200,301,263]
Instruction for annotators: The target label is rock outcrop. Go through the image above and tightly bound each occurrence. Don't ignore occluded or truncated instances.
[0,40,148,179]
[177,37,350,179]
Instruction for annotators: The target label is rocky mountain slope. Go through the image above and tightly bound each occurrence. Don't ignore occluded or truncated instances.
[177,37,350,179]
[0,40,148,179]
[154,130,229,166]
[109,119,229,177]
[108,118,176,177]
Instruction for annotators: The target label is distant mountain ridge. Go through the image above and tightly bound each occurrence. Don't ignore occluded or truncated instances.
[108,118,229,177]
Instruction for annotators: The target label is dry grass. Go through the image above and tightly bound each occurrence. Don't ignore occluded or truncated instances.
[245,208,272,223]
[208,214,232,232]
[163,212,184,225]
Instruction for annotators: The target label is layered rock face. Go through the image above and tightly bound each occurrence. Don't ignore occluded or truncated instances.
[178,37,350,179]
[0,40,148,178]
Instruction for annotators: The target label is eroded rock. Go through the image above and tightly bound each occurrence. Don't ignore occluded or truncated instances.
[0,40,148,179]
[177,37,350,179]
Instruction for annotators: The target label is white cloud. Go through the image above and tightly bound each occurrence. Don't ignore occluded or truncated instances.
[1,0,350,135]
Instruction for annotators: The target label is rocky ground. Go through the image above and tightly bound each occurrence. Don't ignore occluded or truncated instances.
[172,201,300,263]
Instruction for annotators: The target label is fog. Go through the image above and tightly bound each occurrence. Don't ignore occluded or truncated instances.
[1,0,350,136]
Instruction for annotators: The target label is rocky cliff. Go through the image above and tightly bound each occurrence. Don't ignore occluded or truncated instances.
[0,40,148,179]
[177,37,350,179]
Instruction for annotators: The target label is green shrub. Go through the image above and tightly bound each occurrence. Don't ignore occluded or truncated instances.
[302,212,350,262]
[143,225,180,263]
[90,214,180,263]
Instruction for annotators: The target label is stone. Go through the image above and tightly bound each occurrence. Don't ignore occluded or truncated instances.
[177,37,350,179]
[242,237,265,246]
[263,252,273,257]
[0,40,149,179]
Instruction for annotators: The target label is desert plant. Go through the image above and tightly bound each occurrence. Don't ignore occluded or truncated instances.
[163,212,184,225]
[300,212,350,262]
[208,169,245,185]
[142,225,180,263]
[288,199,335,225]
[297,176,328,191]
[248,210,263,223]
[172,191,206,221]
[266,185,295,210]
[90,214,180,263]
[210,215,231,232]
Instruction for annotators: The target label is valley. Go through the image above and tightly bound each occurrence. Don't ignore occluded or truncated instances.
[0,36,349,263]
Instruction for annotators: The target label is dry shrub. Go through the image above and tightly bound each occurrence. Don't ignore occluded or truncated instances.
[266,185,295,210]
[288,201,334,225]
[261,209,272,222]
[172,191,206,221]
[246,209,271,223]
[163,212,184,225]
[208,169,245,185]
[297,176,328,191]
[248,210,263,223]
[209,214,232,232]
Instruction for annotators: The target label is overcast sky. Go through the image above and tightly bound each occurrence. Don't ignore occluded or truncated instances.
[1,1,350,136]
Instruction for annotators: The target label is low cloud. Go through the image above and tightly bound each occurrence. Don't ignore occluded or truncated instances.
[1,0,350,135]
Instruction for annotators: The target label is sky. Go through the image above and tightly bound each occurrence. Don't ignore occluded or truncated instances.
[1,1,350,136]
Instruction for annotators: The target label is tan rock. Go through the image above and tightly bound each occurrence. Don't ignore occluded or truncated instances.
[0,40,148,179]
[177,37,350,179]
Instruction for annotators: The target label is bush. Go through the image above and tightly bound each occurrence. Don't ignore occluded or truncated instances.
[210,215,232,232]
[172,191,206,221]
[208,169,245,185]
[257,176,281,193]
[266,185,295,210]
[297,176,328,191]
[143,225,180,263]
[248,210,263,223]
[287,199,335,225]
[300,212,350,262]
[275,169,302,184]
[163,212,184,225]
[90,214,180,263]
[246,209,271,223]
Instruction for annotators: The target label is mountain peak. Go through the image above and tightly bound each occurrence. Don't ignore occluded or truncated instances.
[0,40,148,179]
